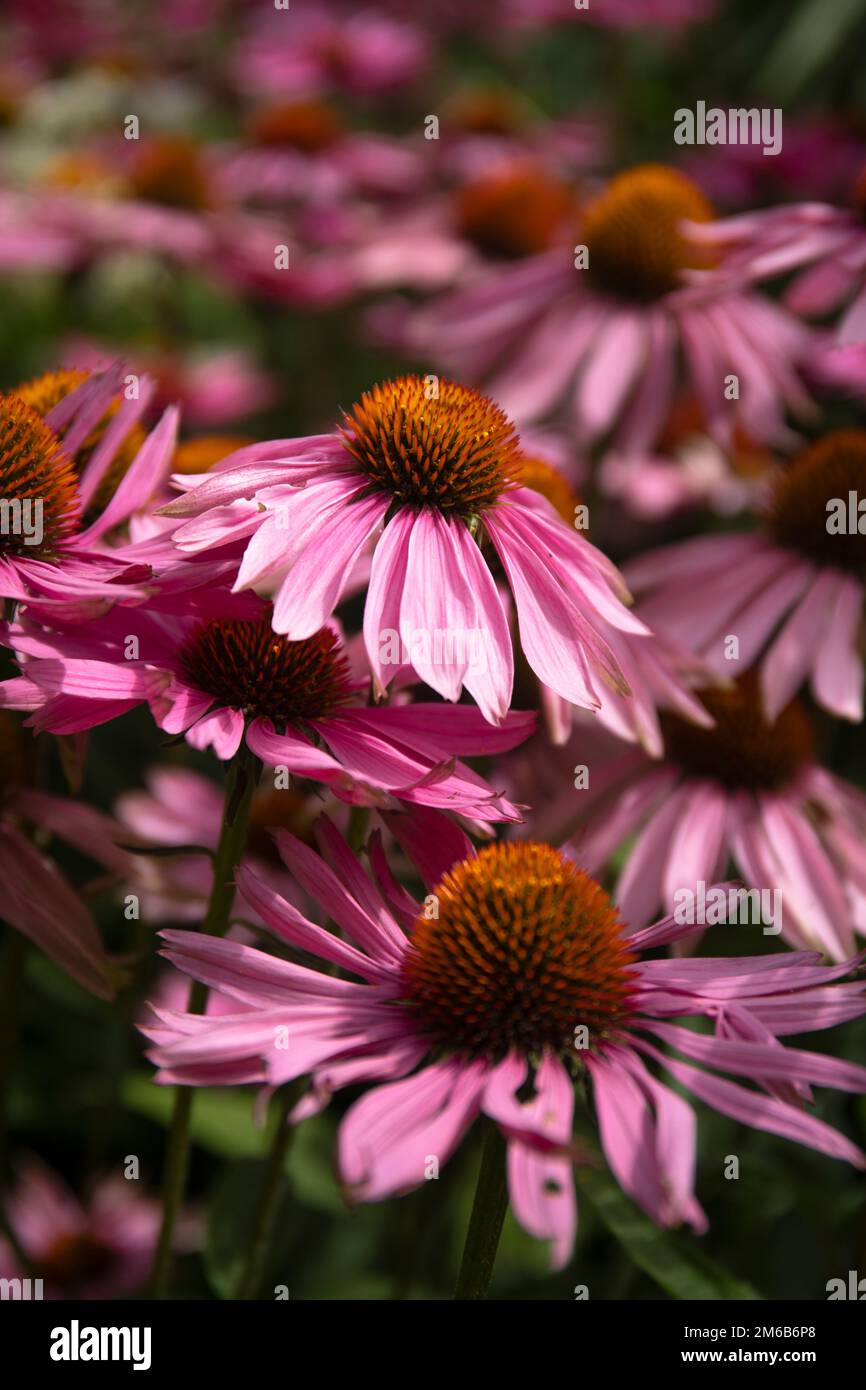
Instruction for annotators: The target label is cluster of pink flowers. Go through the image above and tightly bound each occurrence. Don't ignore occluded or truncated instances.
[0,0,864,1296]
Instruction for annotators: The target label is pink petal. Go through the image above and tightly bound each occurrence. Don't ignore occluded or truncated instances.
[272,490,387,637]
[0,825,114,999]
[812,574,864,720]
[761,568,843,720]
[338,1058,487,1201]
[363,509,413,697]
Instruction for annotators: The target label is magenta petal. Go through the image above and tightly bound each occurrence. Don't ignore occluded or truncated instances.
[272,489,387,638]
[0,825,115,1000]
[508,1141,577,1271]
[363,508,413,697]
[639,1041,866,1167]
[338,1057,487,1201]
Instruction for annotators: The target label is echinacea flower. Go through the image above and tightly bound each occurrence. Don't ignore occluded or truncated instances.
[161,375,649,723]
[0,595,534,825]
[218,97,423,208]
[346,164,578,296]
[5,135,351,309]
[688,172,866,344]
[232,3,430,102]
[0,363,176,617]
[399,165,815,452]
[539,671,866,958]
[144,824,866,1269]
[626,428,866,723]
[0,1158,195,1299]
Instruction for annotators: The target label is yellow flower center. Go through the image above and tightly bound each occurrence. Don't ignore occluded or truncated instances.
[455,166,574,259]
[340,376,522,516]
[581,164,717,301]
[768,429,866,572]
[403,842,636,1058]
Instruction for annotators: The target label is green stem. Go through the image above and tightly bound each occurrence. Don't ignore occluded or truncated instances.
[454,1123,508,1300]
[346,805,370,852]
[234,1080,304,1300]
[0,930,28,1180]
[148,745,260,1299]
[0,933,35,1274]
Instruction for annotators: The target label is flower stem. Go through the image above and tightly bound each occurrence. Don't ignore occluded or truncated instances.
[454,1122,508,1300]
[0,929,28,1180]
[148,745,260,1299]
[234,1079,304,1300]
[346,805,370,851]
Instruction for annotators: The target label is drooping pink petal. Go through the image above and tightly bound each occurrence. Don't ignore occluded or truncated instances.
[639,1042,865,1167]
[0,825,115,1000]
[577,309,647,443]
[338,1057,488,1201]
[811,574,864,721]
[381,806,475,889]
[186,706,245,759]
[585,1050,667,1222]
[508,1141,577,1272]
[363,508,414,697]
[271,488,387,637]
[761,568,843,720]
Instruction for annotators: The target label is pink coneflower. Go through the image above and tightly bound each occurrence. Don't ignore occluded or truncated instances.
[232,4,430,102]
[626,428,866,723]
[400,165,815,452]
[0,1158,195,1299]
[0,364,176,617]
[0,597,534,824]
[347,164,578,296]
[217,97,424,208]
[10,135,352,310]
[144,825,866,1269]
[538,671,866,958]
[161,375,648,724]
[688,172,866,344]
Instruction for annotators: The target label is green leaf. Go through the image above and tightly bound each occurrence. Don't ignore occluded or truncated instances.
[205,1159,294,1300]
[577,1166,763,1301]
[123,1074,345,1214]
[757,0,866,100]
[122,1074,262,1158]
[287,1112,345,1215]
